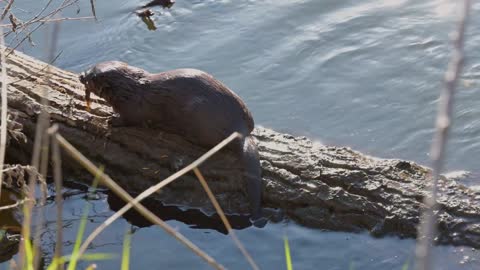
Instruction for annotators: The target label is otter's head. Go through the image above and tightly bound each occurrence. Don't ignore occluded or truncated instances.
[79,61,148,109]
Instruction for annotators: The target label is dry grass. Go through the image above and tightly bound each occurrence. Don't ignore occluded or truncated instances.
[414,1,472,270]
[49,125,65,270]
[193,168,260,270]
[0,0,14,21]
[19,14,62,269]
[0,24,8,203]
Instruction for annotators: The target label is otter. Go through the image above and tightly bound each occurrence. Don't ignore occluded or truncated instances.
[79,61,265,222]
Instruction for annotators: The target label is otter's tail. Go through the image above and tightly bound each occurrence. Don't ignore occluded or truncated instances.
[241,135,263,221]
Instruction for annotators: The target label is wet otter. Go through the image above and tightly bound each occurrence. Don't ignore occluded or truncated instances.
[79,61,264,221]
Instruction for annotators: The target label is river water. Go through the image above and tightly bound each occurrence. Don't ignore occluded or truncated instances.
[3,0,480,269]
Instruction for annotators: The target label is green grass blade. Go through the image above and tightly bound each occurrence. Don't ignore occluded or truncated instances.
[66,198,90,270]
[80,253,116,261]
[21,203,34,270]
[401,259,410,270]
[23,238,34,270]
[66,166,103,270]
[47,253,115,270]
[283,235,293,270]
[121,230,132,270]
[46,257,61,270]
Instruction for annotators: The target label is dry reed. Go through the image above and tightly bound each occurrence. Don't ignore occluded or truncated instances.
[0,24,8,204]
[415,1,472,270]
[193,168,260,270]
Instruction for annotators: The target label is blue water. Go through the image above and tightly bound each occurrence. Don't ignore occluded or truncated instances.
[3,0,480,269]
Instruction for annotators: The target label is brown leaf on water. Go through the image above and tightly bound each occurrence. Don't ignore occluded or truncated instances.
[8,13,19,32]
[136,9,155,18]
[136,9,157,31]
[142,0,175,9]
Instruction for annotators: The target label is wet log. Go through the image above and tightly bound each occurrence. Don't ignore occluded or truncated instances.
[3,49,480,248]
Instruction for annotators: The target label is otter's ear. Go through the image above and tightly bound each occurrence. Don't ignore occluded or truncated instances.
[79,73,86,83]
[79,68,98,84]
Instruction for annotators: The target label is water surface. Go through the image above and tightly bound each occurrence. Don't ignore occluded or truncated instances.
[3,0,480,269]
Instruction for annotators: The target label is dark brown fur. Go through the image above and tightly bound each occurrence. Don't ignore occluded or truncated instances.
[79,61,264,221]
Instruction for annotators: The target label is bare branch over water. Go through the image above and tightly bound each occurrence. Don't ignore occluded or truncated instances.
[0,27,8,204]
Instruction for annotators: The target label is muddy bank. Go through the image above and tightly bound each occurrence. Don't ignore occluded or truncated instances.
[2,49,480,248]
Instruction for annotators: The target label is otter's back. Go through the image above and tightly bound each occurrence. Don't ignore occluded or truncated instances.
[142,69,254,147]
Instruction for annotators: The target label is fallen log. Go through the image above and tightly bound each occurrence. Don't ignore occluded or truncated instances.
[3,49,480,248]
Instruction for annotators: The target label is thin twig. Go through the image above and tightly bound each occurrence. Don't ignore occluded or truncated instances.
[0,26,8,212]
[0,0,14,21]
[6,0,82,55]
[89,0,97,22]
[0,198,28,211]
[0,16,94,27]
[55,132,235,270]
[415,1,472,270]
[8,50,63,85]
[193,168,260,270]
[4,0,55,38]
[6,19,44,56]
[26,0,55,23]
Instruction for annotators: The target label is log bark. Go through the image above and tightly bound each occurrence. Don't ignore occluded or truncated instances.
[3,49,480,248]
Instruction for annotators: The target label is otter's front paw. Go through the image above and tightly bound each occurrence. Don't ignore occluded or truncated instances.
[108,116,126,127]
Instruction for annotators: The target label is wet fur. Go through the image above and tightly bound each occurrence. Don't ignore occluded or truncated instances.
[80,61,263,219]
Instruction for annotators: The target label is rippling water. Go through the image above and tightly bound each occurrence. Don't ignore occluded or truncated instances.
[4,0,480,269]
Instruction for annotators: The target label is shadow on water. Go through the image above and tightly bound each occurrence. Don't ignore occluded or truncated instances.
[135,0,175,30]
[57,179,255,234]
[106,190,253,234]
[0,190,22,264]
[141,0,175,9]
